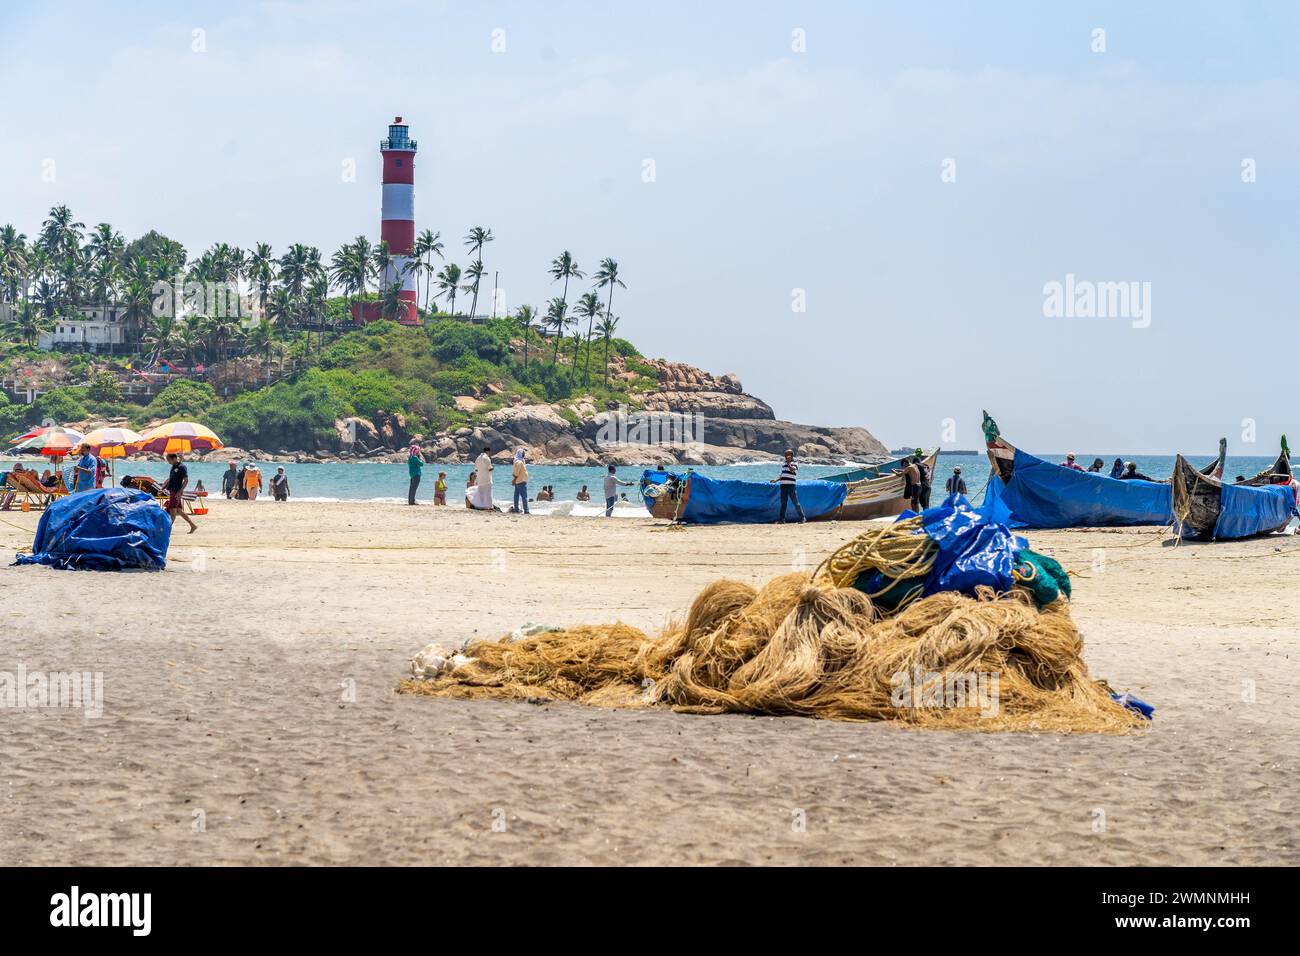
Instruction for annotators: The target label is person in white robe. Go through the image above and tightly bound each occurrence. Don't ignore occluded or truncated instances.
[472,446,495,510]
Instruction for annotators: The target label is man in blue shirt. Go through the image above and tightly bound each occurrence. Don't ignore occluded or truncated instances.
[73,446,97,493]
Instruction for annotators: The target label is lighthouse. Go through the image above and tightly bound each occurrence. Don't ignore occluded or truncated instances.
[355,116,420,325]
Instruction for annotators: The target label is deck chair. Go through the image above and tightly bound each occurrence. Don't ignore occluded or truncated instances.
[3,471,68,511]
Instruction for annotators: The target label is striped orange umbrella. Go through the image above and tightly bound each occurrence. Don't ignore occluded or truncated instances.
[80,426,145,460]
[133,421,224,456]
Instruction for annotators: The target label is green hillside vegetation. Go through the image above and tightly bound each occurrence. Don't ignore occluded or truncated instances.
[1,314,655,451]
[2,206,648,450]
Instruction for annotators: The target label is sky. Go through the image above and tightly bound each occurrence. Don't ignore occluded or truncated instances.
[3,0,1299,454]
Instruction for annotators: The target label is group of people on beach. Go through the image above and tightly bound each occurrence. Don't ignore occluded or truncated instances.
[405,443,635,516]
[1060,453,1155,481]
[220,461,290,502]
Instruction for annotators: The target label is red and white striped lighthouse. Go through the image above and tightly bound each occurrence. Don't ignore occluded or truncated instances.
[356,116,420,325]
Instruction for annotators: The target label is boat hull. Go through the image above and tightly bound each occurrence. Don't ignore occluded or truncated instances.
[1171,454,1293,540]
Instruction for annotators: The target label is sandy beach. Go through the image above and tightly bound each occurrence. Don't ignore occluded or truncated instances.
[1,501,1296,866]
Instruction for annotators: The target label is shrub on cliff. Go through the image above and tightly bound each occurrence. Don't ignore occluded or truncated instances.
[145,379,218,422]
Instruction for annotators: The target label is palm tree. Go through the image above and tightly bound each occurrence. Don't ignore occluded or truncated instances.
[0,225,28,303]
[462,260,485,319]
[119,273,154,351]
[568,330,583,387]
[593,258,625,350]
[434,263,462,315]
[514,304,538,367]
[307,272,329,351]
[142,313,179,365]
[176,317,206,365]
[39,205,84,260]
[573,291,604,385]
[246,242,275,317]
[330,239,370,320]
[463,227,493,316]
[245,318,276,366]
[5,299,52,347]
[380,280,406,323]
[370,240,393,297]
[544,296,571,364]
[267,287,296,332]
[596,313,619,386]
[411,229,444,312]
[548,251,584,319]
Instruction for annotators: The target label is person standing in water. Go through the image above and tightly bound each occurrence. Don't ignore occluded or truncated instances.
[603,466,633,517]
[511,447,530,514]
[270,466,290,502]
[222,462,239,499]
[407,443,424,505]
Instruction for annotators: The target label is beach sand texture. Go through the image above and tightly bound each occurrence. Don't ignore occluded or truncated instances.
[1,503,1296,866]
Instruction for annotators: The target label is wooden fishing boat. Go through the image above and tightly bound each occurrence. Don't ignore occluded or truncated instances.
[642,450,940,523]
[1171,440,1294,540]
[982,410,1177,528]
[820,449,940,521]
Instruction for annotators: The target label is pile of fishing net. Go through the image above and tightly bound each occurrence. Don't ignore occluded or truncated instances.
[400,496,1152,733]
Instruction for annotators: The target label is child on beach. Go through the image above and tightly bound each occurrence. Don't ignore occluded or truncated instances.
[434,472,447,505]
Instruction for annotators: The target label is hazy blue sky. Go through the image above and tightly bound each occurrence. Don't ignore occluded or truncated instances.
[4,1,1298,454]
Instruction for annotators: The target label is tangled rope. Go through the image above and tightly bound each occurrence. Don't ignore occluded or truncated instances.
[401,568,1146,734]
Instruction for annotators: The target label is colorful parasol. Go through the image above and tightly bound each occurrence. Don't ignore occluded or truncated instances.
[80,426,145,460]
[132,421,224,456]
[7,426,86,459]
[7,425,85,449]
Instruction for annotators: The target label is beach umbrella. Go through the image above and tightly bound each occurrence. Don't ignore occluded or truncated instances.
[7,425,84,449]
[7,426,85,460]
[133,421,224,456]
[81,426,146,485]
[80,426,144,459]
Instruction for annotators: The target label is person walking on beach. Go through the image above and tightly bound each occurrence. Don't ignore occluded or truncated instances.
[164,453,198,534]
[472,446,494,510]
[271,466,290,502]
[771,449,806,523]
[902,456,922,512]
[243,461,263,501]
[433,472,447,505]
[407,443,424,505]
[72,444,97,493]
[511,447,530,514]
[95,455,110,489]
[604,465,633,517]
[222,462,239,499]
[945,466,967,496]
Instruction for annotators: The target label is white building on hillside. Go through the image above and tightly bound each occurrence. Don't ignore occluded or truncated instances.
[0,302,128,351]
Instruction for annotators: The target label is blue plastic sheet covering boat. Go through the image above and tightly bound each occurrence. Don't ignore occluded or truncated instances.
[983,447,1172,529]
[640,469,847,524]
[1171,453,1295,541]
[14,487,171,571]
[1212,483,1293,539]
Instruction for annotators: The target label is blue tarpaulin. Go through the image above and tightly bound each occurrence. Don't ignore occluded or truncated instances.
[14,487,172,571]
[640,470,847,524]
[982,448,1172,528]
[1208,481,1294,540]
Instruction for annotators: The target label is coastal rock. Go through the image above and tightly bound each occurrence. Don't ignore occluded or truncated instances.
[483,404,571,449]
[640,390,775,421]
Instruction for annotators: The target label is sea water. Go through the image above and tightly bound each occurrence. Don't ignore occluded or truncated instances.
[39,451,1281,517]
